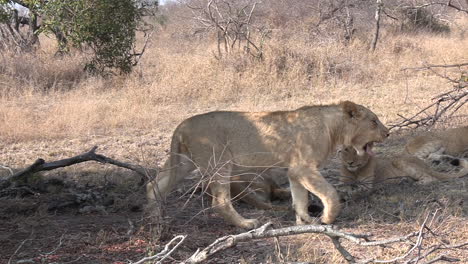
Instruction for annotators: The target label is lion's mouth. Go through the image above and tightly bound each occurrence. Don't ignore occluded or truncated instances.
[354,142,376,156]
[364,142,375,156]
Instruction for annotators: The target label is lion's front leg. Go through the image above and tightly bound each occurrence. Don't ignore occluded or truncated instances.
[289,179,316,225]
[289,166,341,225]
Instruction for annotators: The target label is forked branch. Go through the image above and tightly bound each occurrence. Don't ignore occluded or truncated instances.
[183,222,420,263]
[6,146,156,185]
[177,210,465,263]
[390,63,467,130]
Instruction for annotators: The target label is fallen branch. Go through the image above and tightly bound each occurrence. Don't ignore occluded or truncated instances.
[6,146,157,185]
[402,63,468,71]
[180,209,466,264]
[183,222,419,263]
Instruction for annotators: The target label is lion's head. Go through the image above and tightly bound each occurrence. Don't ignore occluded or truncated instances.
[339,146,370,172]
[341,101,389,157]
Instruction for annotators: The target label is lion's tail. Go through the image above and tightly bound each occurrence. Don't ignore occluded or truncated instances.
[147,129,194,202]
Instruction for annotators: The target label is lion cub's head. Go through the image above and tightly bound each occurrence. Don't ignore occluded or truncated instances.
[341,101,389,157]
[339,146,370,172]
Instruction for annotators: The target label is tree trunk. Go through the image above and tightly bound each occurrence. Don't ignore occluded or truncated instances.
[370,0,383,51]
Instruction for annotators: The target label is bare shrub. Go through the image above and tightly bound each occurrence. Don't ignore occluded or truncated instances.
[399,5,451,33]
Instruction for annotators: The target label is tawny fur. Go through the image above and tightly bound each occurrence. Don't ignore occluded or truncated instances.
[405,126,468,160]
[339,146,468,190]
[229,167,290,211]
[147,101,389,228]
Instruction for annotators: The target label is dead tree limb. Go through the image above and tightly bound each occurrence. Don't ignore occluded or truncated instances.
[390,63,467,130]
[183,222,420,263]
[6,146,157,185]
[181,210,466,264]
[389,88,467,130]
[370,0,383,51]
[409,1,468,14]
[402,62,468,70]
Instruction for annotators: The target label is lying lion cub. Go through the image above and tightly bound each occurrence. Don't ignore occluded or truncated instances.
[230,168,290,211]
[147,101,389,228]
[339,146,468,190]
[405,126,468,160]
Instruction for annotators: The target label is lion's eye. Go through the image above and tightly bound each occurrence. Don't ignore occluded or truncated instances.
[372,120,377,125]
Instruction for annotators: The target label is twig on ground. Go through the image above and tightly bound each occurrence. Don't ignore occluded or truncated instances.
[0,164,14,176]
[131,235,186,264]
[127,218,136,236]
[8,230,34,264]
[42,233,66,256]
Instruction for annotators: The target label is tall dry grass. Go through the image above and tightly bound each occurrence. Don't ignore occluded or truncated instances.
[0,6,467,145]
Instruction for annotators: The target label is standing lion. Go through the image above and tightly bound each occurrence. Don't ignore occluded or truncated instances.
[147,101,389,229]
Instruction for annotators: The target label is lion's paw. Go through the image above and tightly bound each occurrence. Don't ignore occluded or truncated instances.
[295,214,320,225]
[239,218,261,229]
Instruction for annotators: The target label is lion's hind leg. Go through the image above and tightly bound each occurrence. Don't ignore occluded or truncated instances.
[406,138,444,160]
[147,154,196,203]
[209,183,261,229]
[271,186,291,200]
[391,158,437,184]
[208,163,261,229]
[232,185,275,210]
[391,156,465,183]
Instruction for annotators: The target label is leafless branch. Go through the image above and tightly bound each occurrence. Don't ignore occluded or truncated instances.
[8,230,34,264]
[178,209,466,264]
[131,235,186,264]
[183,221,422,263]
[0,164,14,176]
[187,0,266,59]
[402,63,468,70]
[132,30,155,67]
[390,63,467,130]
[6,146,157,185]
[408,1,468,14]
[370,0,383,51]
[42,233,66,256]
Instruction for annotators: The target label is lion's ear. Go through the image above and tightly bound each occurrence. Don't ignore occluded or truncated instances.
[342,101,361,119]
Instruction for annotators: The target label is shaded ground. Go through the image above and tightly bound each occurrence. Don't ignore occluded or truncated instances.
[1,132,467,263]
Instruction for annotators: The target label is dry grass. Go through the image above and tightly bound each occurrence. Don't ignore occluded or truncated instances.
[1,16,467,146]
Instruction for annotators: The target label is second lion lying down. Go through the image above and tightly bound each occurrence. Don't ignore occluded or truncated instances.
[147,101,389,228]
[339,146,468,191]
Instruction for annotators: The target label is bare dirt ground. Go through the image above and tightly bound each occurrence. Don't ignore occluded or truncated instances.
[1,130,467,264]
